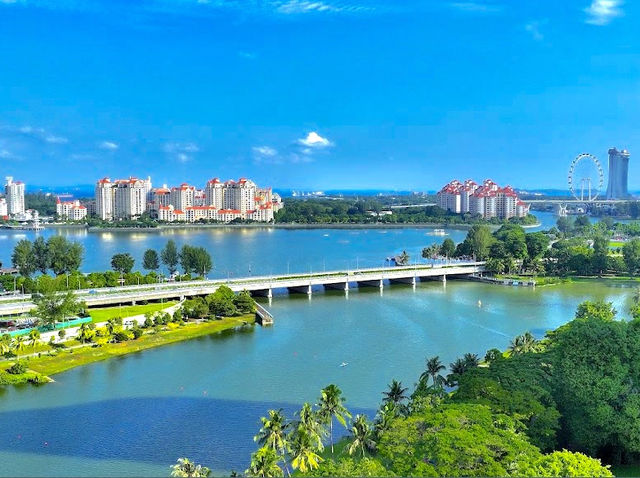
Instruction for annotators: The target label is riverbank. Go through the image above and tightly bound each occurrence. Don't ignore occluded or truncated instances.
[0,314,255,384]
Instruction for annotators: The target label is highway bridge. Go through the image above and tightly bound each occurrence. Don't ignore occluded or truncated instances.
[0,262,485,317]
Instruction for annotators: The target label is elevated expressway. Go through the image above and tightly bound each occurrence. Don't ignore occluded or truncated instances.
[0,262,485,317]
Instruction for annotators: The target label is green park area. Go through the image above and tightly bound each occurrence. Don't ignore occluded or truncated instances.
[88,301,178,323]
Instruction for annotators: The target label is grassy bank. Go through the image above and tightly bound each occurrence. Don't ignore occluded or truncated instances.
[1,314,255,383]
[88,301,178,323]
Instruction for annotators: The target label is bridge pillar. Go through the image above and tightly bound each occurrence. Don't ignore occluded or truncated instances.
[440,275,447,283]
[131,300,136,305]
[390,277,416,286]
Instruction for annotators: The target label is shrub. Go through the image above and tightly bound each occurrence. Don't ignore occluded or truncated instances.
[7,361,28,375]
[112,331,130,343]
[131,327,144,339]
[144,317,154,328]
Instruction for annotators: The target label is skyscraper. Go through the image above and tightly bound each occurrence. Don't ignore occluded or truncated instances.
[606,148,631,199]
[4,176,25,215]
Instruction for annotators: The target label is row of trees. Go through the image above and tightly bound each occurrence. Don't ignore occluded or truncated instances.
[181,287,256,319]
[12,236,84,277]
[110,242,212,276]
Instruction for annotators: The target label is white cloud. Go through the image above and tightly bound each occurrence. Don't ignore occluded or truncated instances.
[44,135,68,144]
[253,146,278,157]
[298,131,332,148]
[0,149,12,158]
[277,1,337,14]
[163,141,199,163]
[99,140,119,150]
[585,0,623,25]
[525,21,544,41]
[449,2,502,13]
[177,153,190,163]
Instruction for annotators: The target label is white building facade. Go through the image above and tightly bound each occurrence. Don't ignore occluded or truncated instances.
[56,198,87,221]
[4,176,25,216]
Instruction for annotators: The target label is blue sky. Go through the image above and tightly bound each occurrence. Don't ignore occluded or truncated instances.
[0,0,639,191]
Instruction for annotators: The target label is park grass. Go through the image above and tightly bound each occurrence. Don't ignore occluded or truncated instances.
[88,301,178,323]
[4,314,255,379]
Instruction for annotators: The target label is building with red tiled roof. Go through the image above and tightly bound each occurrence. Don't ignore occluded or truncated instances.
[437,178,529,219]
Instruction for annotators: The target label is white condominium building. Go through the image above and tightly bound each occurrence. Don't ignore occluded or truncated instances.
[170,183,195,211]
[0,198,7,218]
[95,176,152,220]
[4,176,25,216]
[437,178,529,220]
[56,198,87,221]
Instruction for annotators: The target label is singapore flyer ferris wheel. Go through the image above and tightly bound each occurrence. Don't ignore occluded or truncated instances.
[568,153,605,201]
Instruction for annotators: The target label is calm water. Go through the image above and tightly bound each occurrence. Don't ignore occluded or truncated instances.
[0,278,636,476]
[0,212,559,277]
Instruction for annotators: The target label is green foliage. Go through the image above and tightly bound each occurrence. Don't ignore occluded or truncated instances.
[179,245,213,276]
[47,236,84,275]
[206,285,238,317]
[7,361,28,375]
[574,300,617,321]
[517,450,613,477]
[33,290,81,328]
[161,240,180,274]
[234,290,256,314]
[12,239,36,277]
[623,238,640,275]
[440,238,456,257]
[304,457,390,477]
[142,249,160,271]
[455,224,494,260]
[111,253,135,274]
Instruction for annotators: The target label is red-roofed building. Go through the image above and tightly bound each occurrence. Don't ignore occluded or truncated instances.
[438,178,528,219]
[56,198,87,221]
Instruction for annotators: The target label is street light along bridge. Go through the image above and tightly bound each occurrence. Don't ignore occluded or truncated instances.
[0,262,485,317]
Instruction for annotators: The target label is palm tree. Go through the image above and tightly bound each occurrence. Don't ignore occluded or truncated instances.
[0,334,11,355]
[28,329,41,349]
[317,384,351,454]
[382,379,408,405]
[295,403,326,452]
[13,336,26,358]
[420,356,446,387]
[106,319,116,336]
[245,447,283,477]
[77,322,93,344]
[348,414,376,458]
[509,332,538,355]
[463,353,479,368]
[254,409,291,477]
[170,457,211,477]
[288,428,323,473]
[374,402,398,438]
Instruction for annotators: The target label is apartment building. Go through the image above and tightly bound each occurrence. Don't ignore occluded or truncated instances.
[437,178,529,219]
[4,176,25,216]
[56,198,87,221]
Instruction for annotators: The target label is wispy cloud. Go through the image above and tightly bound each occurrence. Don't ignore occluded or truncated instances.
[449,2,502,14]
[253,145,278,157]
[99,140,119,151]
[585,0,623,25]
[297,131,332,148]
[525,20,544,41]
[44,134,68,144]
[163,141,200,162]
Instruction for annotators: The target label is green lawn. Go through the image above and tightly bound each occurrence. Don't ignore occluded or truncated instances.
[20,314,255,377]
[88,301,177,323]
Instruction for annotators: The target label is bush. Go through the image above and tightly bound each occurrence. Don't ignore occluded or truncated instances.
[144,317,153,328]
[28,373,49,385]
[132,327,144,339]
[7,361,28,375]
[112,331,130,343]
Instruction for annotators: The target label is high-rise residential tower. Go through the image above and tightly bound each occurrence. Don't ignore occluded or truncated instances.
[606,148,631,199]
[4,176,25,215]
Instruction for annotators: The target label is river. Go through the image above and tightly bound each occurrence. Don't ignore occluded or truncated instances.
[0,212,560,278]
[1,211,631,477]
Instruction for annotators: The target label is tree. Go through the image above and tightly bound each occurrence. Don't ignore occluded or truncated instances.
[179,245,213,276]
[295,403,326,452]
[254,409,291,476]
[623,238,640,274]
[170,458,211,477]
[422,244,440,260]
[420,355,446,388]
[525,232,550,260]
[32,236,50,274]
[234,290,256,314]
[111,253,135,274]
[12,239,35,277]
[382,379,408,406]
[374,402,398,439]
[28,329,41,348]
[396,251,410,266]
[317,384,351,454]
[592,235,609,275]
[517,450,613,477]
[47,236,84,275]
[33,290,81,329]
[485,257,505,275]
[13,336,26,357]
[246,447,283,478]
[161,240,180,275]
[574,300,616,321]
[142,249,160,271]
[289,428,323,473]
[347,415,376,458]
[458,225,494,260]
[440,238,456,258]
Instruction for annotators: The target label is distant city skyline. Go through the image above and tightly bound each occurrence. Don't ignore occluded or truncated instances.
[1,0,639,190]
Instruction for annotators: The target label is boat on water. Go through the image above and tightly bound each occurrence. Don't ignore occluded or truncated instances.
[340,362,348,367]
[426,228,447,236]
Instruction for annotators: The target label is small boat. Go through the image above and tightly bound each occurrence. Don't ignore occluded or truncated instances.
[340,362,348,367]
[477,300,482,308]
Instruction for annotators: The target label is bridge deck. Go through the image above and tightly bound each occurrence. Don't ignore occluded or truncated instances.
[0,262,485,317]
